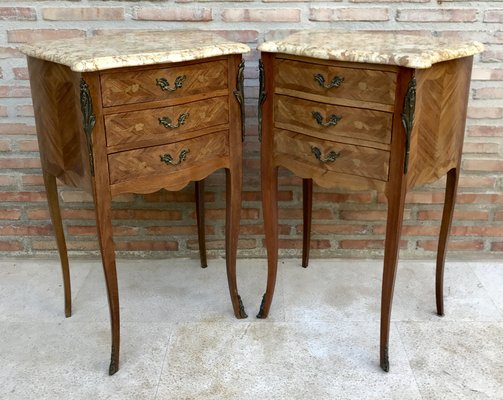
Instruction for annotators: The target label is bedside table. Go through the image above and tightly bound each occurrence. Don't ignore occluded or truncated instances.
[257,30,483,371]
[20,30,250,374]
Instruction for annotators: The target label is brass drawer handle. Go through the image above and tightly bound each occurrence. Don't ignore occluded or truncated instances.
[160,149,190,166]
[311,146,339,164]
[312,111,342,127]
[156,75,186,92]
[158,112,189,129]
[313,73,344,89]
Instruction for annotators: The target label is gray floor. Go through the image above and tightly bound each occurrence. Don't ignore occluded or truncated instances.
[0,257,502,400]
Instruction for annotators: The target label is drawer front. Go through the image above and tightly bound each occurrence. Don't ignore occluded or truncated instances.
[101,60,228,107]
[105,96,229,147]
[275,95,392,145]
[274,130,389,181]
[108,131,229,185]
[275,59,396,105]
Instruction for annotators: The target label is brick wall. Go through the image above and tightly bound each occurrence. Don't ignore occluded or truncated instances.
[0,0,502,259]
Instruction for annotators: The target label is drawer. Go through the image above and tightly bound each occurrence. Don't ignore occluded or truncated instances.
[275,59,396,106]
[274,130,389,181]
[101,60,228,107]
[275,95,392,145]
[108,131,229,185]
[105,96,229,148]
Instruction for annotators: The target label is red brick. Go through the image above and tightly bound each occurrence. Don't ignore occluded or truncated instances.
[0,7,36,21]
[278,208,333,219]
[0,123,36,135]
[0,209,21,220]
[491,242,503,251]
[301,224,369,235]
[0,157,41,169]
[0,106,7,117]
[42,7,124,21]
[0,192,46,202]
[15,140,40,152]
[145,225,215,235]
[310,7,389,21]
[467,107,503,119]
[0,225,52,236]
[0,176,17,186]
[451,226,503,236]
[16,105,34,117]
[187,239,256,250]
[462,142,500,154]
[115,240,178,251]
[457,193,503,204]
[467,125,503,137]
[13,67,29,80]
[0,140,11,152]
[7,29,85,43]
[271,239,331,250]
[481,49,503,63]
[417,210,489,221]
[0,241,23,251]
[418,239,484,251]
[339,240,384,249]
[222,8,300,22]
[402,225,440,236]
[405,192,446,204]
[62,209,97,220]
[242,190,293,202]
[21,175,43,186]
[134,7,212,21]
[314,192,373,203]
[396,8,477,22]
[112,209,182,220]
[0,85,31,98]
[484,10,503,23]
[473,87,503,99]
[462,159,503,172]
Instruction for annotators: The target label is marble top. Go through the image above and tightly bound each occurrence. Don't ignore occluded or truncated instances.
[258,30,484,69]
[19,30,250,72]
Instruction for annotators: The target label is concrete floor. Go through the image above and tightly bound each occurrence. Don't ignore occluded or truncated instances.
[0,257,502,400]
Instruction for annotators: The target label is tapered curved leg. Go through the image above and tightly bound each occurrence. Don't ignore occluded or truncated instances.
[195,180,208,268]
[257,166,279,319]
[225,168,247,319]
[302,178,313,268]
[436,167,460,317]
[92,183,120,375]
[380,185,406,372]
[42,170,71,318]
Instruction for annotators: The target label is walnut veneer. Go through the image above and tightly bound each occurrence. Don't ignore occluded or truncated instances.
[25,46,248,375]
[258,48,476,371]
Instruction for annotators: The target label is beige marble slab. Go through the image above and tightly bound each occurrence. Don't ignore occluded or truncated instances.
[258,30,484,69]
[19,30,250,72]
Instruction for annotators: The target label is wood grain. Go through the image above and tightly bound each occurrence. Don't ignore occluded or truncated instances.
[407,57,473,190]
[274,130,390,181]
[275,95,393,146]
[275,58,397,105]
[101,59,228,107]
[105,96,229,148]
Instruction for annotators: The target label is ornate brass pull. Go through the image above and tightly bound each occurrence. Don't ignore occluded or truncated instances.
[313,74,344,89]
[312,111,342,127]
[160,149,190,166]
[158,112,189,129]
[311,146,339,163]
[156,75,186,92]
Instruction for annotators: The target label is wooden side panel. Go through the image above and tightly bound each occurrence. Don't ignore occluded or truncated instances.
[27,57,91,190]
[407,57,473,189]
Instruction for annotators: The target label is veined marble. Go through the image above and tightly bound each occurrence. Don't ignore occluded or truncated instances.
[19,30,250,72]
[258,30,484,69]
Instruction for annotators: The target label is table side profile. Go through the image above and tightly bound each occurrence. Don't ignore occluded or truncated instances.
[257,31,483,371]
[20,31,250,375]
